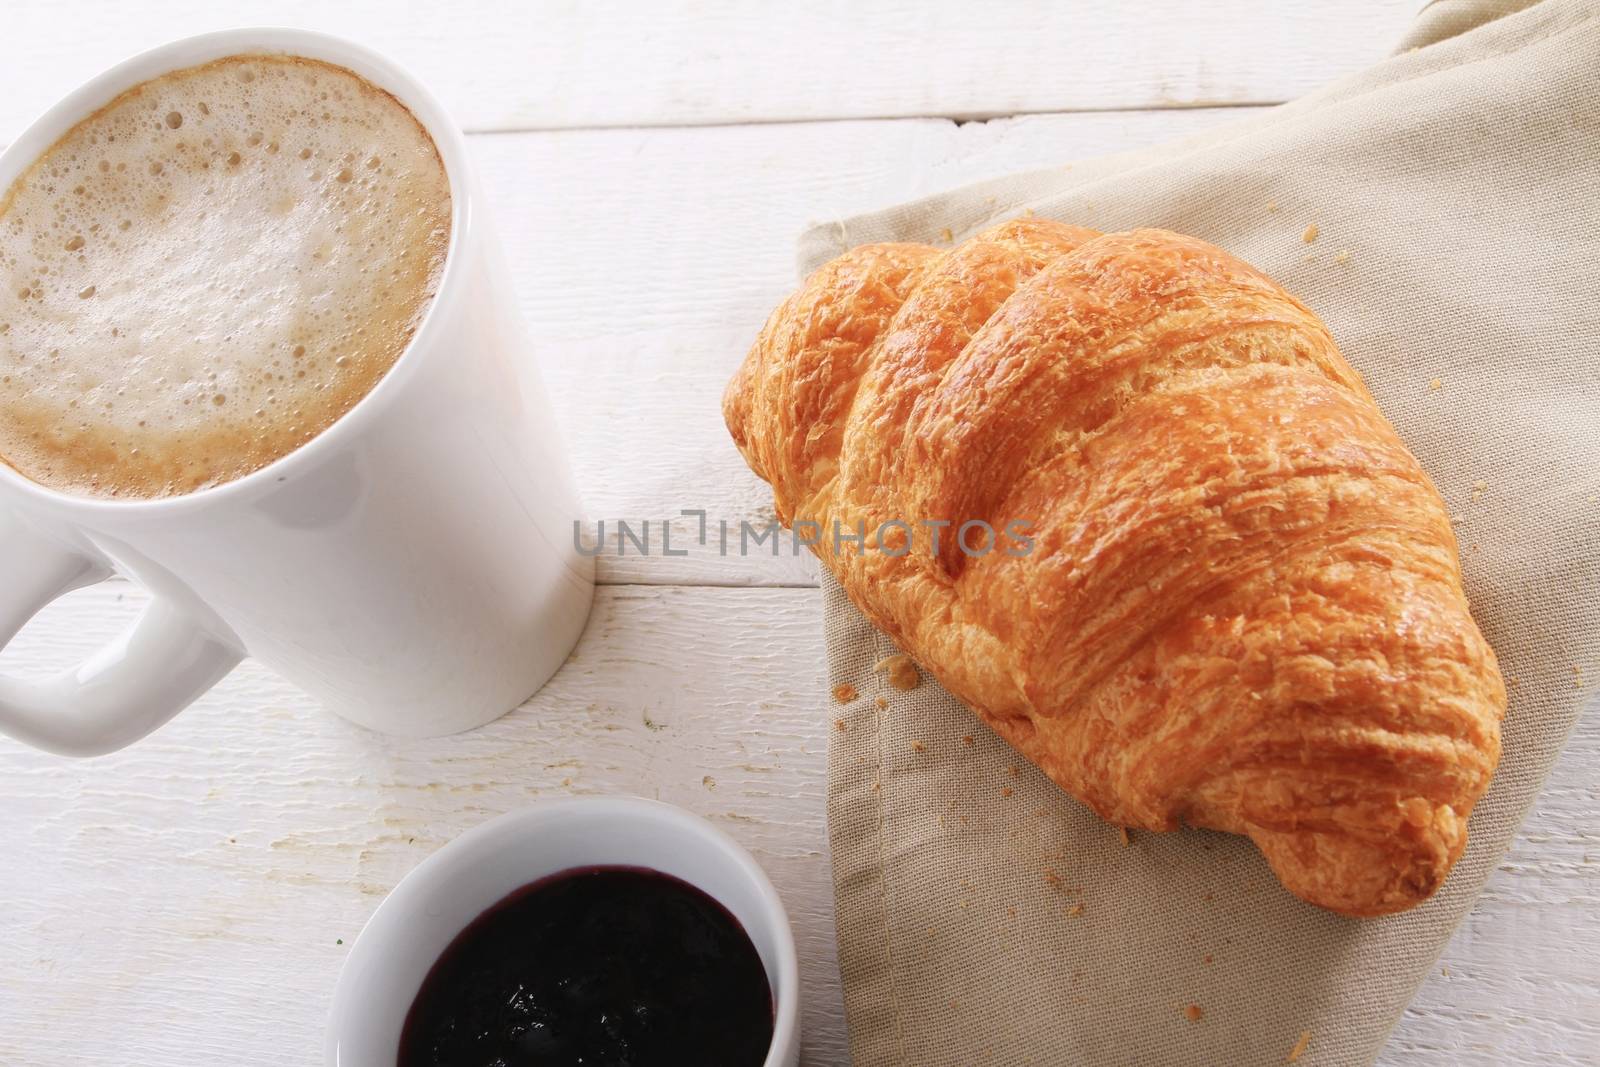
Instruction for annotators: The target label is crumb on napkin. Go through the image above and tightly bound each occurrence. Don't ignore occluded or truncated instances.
[875,654,921,691]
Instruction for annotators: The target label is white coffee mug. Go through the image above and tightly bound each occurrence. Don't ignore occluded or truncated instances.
[0,29,594,756]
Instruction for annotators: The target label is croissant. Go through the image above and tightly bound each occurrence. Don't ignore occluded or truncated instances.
[724,219,1505,917]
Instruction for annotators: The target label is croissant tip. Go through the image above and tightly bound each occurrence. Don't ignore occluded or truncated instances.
[1255,813,1467,918]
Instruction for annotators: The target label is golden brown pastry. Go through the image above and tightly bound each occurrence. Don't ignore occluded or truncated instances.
[724,219,1505,917]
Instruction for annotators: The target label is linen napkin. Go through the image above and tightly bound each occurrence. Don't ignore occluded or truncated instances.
[810,2,1600,1064]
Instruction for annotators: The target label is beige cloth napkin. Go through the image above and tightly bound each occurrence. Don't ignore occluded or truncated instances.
[809,2,1600,1064]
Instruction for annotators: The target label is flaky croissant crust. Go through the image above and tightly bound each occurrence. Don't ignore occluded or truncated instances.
[725,220,1504,917]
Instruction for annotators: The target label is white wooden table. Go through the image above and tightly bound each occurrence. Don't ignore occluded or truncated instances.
[2,3,1595,1064]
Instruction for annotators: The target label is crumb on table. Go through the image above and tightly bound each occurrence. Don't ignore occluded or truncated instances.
[1001,786,1014,798]
[939,227,954,243]
[911,740,926,753]
[1430,377,1443,391]
[1287,1030,1312,1063]
[835,718,847,732]
[963,735,975,746]
[1184,1004,1204,1023]
[1119,826,1132,847]
[1067,903,1084,917]
[1302,223,1319,243]
[874,696,888,710]
[832,683,858,703]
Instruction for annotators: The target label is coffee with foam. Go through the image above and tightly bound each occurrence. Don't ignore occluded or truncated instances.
[0,54,451,498]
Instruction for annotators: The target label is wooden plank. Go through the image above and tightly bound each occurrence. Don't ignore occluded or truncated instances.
[0,582,1594,1064]
[1,1,1416,139]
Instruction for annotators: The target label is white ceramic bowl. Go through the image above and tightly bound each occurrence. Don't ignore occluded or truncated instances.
[327,797,801,1066]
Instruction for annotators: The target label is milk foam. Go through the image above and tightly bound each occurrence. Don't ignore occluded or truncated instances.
[0,55,451,498]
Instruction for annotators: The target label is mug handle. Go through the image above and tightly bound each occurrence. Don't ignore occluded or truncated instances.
[0,517,243,756]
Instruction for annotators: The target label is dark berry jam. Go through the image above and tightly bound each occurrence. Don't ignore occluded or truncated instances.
[398,866,774,1066]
